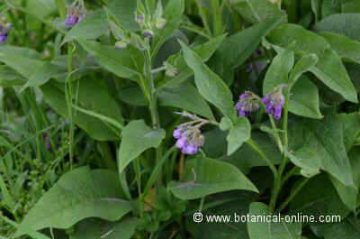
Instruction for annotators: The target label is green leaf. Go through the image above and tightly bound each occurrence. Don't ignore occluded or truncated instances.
[290,175,350,217]
[152,0,185,56]
[289,54,319,85]
[71,217,138,239]
[263,49,294,95]
[0,66,25,87]
[337,112,360,151]
[78,40,142,81]
[41,79,123,141]
[161,34,226,89]
[330,147,360,210]
[210,18,283,82]
[168,157,258,200]
[268,24,358,103]
[0,46,64,89]
[15,167,131,237]
[225,117,251,156]
[181,42,236,121]
[63,10,108,43]
[247,202,302,239]
[309,48,358,103]
[314,13,360,41]
[104,0,139,31]
[322,221,360,239]
[158,83,214,119]
[231,0,285,23]
[118,120,165,173]
[289,76,323,119]
[321,32,360,65]
[288,115,354,186]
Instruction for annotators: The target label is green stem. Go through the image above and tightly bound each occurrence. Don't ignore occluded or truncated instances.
[278,178,309,212]
[246,139,277,177]
[66,43,75,169]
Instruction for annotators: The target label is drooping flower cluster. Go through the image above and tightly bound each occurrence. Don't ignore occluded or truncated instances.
[64,3,85,27]
[262,90,285,120]
[235,87,286,120]
[173,125,205,155]
[0,18,11,44]
[235,91,260,117]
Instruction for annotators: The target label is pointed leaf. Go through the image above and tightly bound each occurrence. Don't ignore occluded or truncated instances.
[118,120,165,173]
[181,42,236,121]
[15,167,131,237]
[168,157,258,200]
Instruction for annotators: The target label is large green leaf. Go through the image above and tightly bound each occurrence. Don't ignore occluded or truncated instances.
[288,115,354,186]
[118,120,165,173]
[70,217,138,239]
[161,34,226,89]
[104,0,139,31]
[15,167,131,237]
[321,32,360,64]
[231,0,285,23]
[78,40,142,81]
[215,18,283,69]
[158,83,214,119]
[0,66,25,87]
[168,157,258,200]
[63,10,108,43]
[314,13,360,40]
[41,79,123,141]
[289,77,322,119]
[337,112,360,151]
[247,202,302,239]
[268,24,358,103]
[330,147,360,210]
[223,117,251,156]
[181,42,236,121]
[0,46,64,89]
[290,175,350,218]
[263,49,294,95]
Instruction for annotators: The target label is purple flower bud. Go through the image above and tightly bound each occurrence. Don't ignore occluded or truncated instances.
[176,137,187,148]
[64,6,84,27]
[262,90,285,120]
[173,128,183,139]
[0,33,8,43]
[143,30,154,38]
[173,125,204,155]
[182,144,198,155]
[235,91,260,117]
[0,21,11,44]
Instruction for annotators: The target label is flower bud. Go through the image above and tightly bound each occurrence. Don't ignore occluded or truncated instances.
[0,18,11,44]
[235,91,260,117]
[155,17,167,29]
[65,5,85,27]
[262,89,285,120]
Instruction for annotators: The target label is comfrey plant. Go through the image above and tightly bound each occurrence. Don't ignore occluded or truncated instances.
[1,0,360,238]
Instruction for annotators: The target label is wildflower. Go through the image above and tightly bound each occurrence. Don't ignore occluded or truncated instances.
[173,124,205,155]
[64,4,85,27]
[262,88,285,120]
[235,91,260,117]
[0,18,11,44]
[135,13,145,26]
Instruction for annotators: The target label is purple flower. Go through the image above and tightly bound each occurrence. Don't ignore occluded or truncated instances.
[262,91,285,120]
[235,91,260,117]
[173,126,204,155]
[0,20,11,44]
[64,6,84,27]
